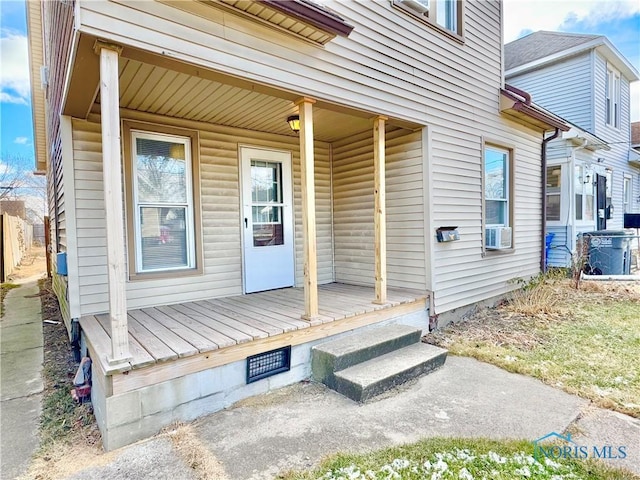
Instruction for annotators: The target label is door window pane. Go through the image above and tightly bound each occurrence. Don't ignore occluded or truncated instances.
[251,160,284,247]
[253,223,284,247]
[251,161,281,203]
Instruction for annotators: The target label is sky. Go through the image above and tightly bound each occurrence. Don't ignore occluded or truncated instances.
[0,0,639,170]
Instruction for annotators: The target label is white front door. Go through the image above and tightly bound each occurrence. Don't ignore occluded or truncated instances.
[241,147,295,293]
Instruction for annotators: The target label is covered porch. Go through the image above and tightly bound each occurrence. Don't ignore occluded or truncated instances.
[80,283,427,394]
[72,36,428,368]
[65,28,430,449]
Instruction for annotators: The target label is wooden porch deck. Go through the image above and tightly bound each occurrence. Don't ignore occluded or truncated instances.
[80,283,427,377]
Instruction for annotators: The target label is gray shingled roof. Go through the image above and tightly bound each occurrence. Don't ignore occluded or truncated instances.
[505,31,602,71]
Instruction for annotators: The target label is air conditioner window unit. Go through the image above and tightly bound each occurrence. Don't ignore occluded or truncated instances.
[485,226,512,250]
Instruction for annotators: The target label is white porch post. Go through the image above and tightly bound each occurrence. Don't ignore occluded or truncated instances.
[373,115,388,305]
[296,97,319,321]
[95,41,130,364]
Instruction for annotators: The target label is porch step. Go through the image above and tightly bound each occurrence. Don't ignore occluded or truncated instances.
[333,343,448,402]
[311,324,422,386]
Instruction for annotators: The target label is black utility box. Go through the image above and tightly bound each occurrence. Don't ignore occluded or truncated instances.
[624,214,640,228]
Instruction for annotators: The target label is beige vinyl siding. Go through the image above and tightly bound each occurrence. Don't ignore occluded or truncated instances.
[292,143,334,286]
[75,0,548,313]
[76,0,504,127]
[72,114,332,315]
[430,124,544,312]
[333,128,427,291]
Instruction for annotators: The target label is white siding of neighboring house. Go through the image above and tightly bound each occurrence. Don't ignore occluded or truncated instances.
[74,0,548,315]
[506,52,593,132]
[546,143,574,268]
[593,51,640,226]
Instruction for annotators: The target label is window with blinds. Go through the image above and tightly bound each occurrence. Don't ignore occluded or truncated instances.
[131,131,195,273]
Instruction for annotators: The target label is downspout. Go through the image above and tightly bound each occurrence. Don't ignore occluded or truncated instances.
[541,128,561,272]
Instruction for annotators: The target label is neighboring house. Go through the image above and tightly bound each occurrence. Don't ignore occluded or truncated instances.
[631,121,640,164]
[633,122,640,152]
[27,0,566,450]
[505,31,640,268]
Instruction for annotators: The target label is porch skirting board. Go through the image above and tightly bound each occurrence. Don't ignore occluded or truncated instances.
[89,308,427,451]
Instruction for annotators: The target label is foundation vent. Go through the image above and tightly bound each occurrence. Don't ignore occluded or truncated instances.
[246,346,291,383]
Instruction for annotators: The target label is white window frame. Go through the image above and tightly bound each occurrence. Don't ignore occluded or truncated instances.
[131,130,196,274]
[623,175,632,213]
[484,145,511,228]
[606,65,620,129]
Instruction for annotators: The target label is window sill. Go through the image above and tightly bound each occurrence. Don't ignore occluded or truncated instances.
[128,267,203,282]
[483,248,515,257]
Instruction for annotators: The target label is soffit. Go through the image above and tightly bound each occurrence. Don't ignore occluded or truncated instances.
[205,0,353,44]
[105,58,374,143]
[26,0,47,173]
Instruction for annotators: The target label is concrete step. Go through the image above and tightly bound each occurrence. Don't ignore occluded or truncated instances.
[332,343,447,402]
[311,324,422,386]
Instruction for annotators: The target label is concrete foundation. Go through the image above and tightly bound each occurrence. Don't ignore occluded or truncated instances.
[90,309,428,450]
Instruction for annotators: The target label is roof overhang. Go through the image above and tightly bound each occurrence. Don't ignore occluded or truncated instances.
[562,127,610,151]
[500,85,570,132]
[629,149,640,168]
[25,0,47,174]
[210,0,354,44]
[506,37,639,82]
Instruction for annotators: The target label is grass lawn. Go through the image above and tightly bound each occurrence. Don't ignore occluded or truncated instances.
[425,278,640,418]
[283,437,636,480]
[0,282,20,314]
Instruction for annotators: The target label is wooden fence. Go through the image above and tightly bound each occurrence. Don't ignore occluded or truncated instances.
[1,214,34,282]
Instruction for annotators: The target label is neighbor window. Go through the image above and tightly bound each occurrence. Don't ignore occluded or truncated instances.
[546,165,561,221]
[393,0,463,37]
[575,165,594,222]
[123,122,202,278]
[606,65,620,128]
[623,175,631,213]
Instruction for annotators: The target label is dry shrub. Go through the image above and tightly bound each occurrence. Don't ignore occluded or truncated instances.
[19,443,111,480]
[505,281,564,318]
[427,306,549,351]
[163,423,229,480]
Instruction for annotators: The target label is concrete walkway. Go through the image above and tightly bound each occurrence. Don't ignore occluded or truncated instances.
[64,356,640,480]
[2,284,638,479]
[0,281,44,480]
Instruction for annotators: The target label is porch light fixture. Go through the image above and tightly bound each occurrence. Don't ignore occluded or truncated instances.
[287,115,300,133]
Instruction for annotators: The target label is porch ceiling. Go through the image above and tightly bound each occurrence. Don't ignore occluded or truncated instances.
[97,57,375,143]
